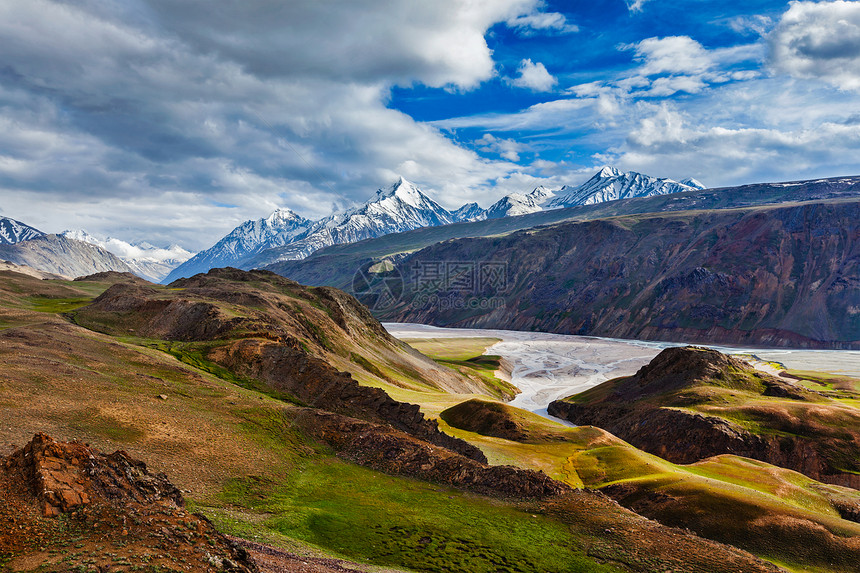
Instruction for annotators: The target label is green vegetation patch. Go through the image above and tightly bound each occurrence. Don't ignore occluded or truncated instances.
[25,296,94,313]
[64,407,146,442]
[220,457,616,573]
[405,337,519,400]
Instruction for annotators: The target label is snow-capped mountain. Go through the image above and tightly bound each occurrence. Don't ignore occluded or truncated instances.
[452,202,487,223]
[164,208,312,283]
[485,186,556,219]
[547,166,701,208]
[243,177,455,268]
[0,216,44,244]
[60,230,194,283]
[680,177,707,190]
[0,234,133,279]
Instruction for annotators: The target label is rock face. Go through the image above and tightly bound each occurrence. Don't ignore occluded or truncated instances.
[0,433,257,572]
[0,216,44,244]
[212,337,487,462]
[380,200,860,349]
[295,410,569,499]
[548,347,860,489]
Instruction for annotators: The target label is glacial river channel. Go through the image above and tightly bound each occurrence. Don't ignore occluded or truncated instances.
[384,322,860,421]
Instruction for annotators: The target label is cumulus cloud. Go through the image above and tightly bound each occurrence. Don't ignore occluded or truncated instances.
[613,97,860,185]
[571,37,764,99]
[0,0,549,247]
[770,0,860,91]
[510,59,558,92]
[629,36,714,76]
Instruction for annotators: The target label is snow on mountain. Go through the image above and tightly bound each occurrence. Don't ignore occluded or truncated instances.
[452,202,487,223]
[0,234,134,279]
[485,186,556,219]
[243,177,455,268]
[680,177,707,190]
[0,216,44,245]
[163,208,312,283]
[547,166,698,208]
[60,230,194,283]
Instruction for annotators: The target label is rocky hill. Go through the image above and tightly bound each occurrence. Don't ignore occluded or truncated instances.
[548,346,860,488]
[0,433,257,572]
[377,200,860,349]
[74,268,487,461]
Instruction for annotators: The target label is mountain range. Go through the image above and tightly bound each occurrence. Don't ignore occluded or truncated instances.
[59,230,194,282]
[0,216,44,244]
[0,234,134,279]
[166,167,702,282]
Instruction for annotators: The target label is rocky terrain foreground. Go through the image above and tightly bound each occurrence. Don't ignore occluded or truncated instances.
[0,433,257,572]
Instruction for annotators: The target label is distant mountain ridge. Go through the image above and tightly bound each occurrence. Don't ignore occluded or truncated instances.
[0,216,45,244]
[0,234,134,279]
[166,177,456,281]
[166,167,705,282]
[60,230,194,282]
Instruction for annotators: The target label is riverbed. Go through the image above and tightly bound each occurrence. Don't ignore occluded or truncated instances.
[384,322,860,419]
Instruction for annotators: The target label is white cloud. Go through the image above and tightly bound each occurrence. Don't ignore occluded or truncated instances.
[574,37,764,99]
[728,15,774,36]
[0,0,542,247]
[626,0,650,14]
[510,59,558,92]
[613,97,860,185]
[477,134,524,161]
[506,11,578,35]
[770,0,860,91]
[630,36,714,76]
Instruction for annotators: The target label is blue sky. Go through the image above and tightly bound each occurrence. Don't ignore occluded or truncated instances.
[1,0,859,249]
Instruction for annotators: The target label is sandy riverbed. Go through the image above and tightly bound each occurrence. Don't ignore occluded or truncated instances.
[384,323,860,419]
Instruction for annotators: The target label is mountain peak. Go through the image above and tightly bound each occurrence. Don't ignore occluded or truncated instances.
[548,167,697,209]
[0,216,45,245]
[374,177,427,208]
[681,177,707,190]
[265,207,306,225]
[597,166,621,178]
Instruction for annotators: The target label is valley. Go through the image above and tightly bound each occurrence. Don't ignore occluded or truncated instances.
[1,267,858,572]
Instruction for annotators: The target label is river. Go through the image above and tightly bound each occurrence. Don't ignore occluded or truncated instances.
[384,322,860,419]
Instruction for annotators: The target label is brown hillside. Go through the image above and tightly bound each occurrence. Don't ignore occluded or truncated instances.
[549,346,860,488]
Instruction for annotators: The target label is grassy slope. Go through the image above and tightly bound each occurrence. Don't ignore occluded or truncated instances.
[403,337,519,400]
[419,338,860,573]
[6,272,858,572]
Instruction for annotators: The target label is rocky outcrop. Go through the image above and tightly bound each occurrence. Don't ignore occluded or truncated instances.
[1,433,257,572]
[212,338,486,462]
[549,347,860,489]
[296,410,569,499]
